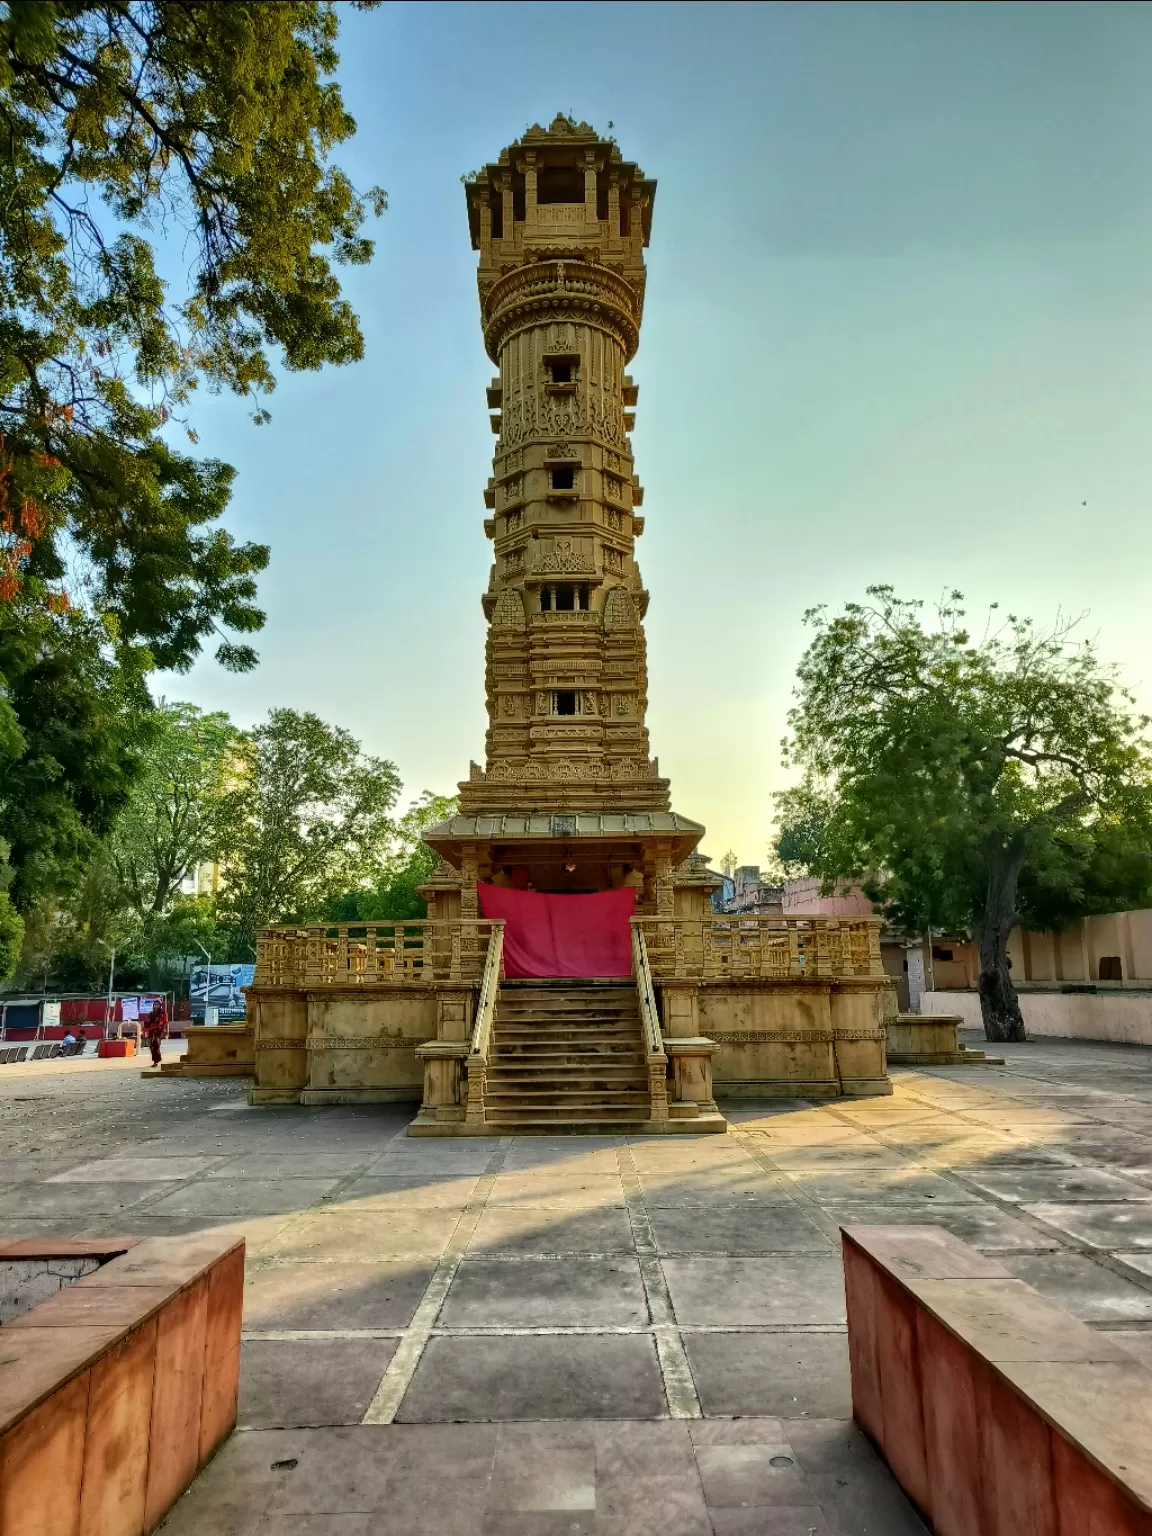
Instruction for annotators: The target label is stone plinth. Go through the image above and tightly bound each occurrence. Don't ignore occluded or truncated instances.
[843,1224,1152,1533]
[884,1012,1002,1066]
[153,1023,255,1079]
[0,1234,243,1535]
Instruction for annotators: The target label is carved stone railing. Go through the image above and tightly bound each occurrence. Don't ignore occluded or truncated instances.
[632,924,668,1122]
[465,923,505,1127]
[253,920,501,990]
[633,915,885,983]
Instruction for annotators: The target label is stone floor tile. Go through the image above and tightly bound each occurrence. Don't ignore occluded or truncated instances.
[243,1260,435,1330]
[595,1473,712,1535]
[157,1426,314,1532]
[397,1336,666,1421]
[764,1145,913,1172]
[1113,1251,1152,1280]
[238,1337,398,1428]
[806,1467,929,1534]
[709,1510,836,1535]
[688,1419,787,1446]
[487,1443,595,1510]
[253,1516,373,1533]
[1100,1328,1152,1367]
[685,1332,852,1418]
[335,1174,480,1211]
[440,1257,648,1327]
[372,1472,494,1535]
[500,1141,623,1171]
[272,1210,460,1261]
[481,1515,597,1536]
[785,1169,975,1204]
[662,1256,846,1326]
[915,1140,1074,1169]
[959,1166,1152,1204]
[694,1444,816,1508]
[0,1180,172,1215]
[638,1168,793,1206]
[818,1202,1060,1250]
[45,1154,222,1182]
[467,1205,636,1256]
[997,1252,1152,1323]
[592,1419,695,1478]
[485,1173,625,1209]
[367,1149,496,1175]
[207,1153,376,1179]
[648,1204,830,1255]
[261,1425,394,1514]
[784,1418,886,1476]
[1024,1201,1152,1249]
[148,1177,341,1217]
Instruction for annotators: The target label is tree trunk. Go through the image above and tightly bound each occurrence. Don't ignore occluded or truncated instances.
[973,844,1028,1043]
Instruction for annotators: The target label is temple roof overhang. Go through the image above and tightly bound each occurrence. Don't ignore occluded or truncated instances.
[422,810,704,868]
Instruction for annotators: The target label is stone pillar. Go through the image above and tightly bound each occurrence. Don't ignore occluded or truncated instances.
[415,1041,469,1123]
[664,1038,717,1116]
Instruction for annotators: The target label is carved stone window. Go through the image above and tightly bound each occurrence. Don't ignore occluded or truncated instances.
[554,690,580,716]
[550,466,576,491]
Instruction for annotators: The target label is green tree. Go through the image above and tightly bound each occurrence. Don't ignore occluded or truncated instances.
[217,708,401,944]
[0,841,23,984]
[108,701,239,925]
[778,588,1152,1041]
[325,791,458,921]
[0,1,384,905]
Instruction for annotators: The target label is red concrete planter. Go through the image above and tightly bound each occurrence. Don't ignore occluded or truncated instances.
[842,1225,1152,1535]
[97,1038,136,1058]
[0,1234,244,1535]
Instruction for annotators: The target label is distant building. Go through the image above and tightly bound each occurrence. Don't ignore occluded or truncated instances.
[712,866,783,916]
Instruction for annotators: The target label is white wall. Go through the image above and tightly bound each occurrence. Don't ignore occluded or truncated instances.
[923,990,1152,1046]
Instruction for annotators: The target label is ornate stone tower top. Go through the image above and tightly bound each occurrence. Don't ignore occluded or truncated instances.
[424,117,703,896]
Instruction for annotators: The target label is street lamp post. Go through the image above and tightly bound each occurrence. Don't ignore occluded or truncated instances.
[192,941,212,1025]
[97,941,117,1040]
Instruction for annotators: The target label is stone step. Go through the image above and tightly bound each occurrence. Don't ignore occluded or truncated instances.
[484,1104,652,1123]
[485,1089,651,1106]
[486,1076,648,1092]
[487,1063,647,1079]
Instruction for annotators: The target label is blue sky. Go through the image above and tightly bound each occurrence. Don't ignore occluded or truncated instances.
[161,1,1152,865]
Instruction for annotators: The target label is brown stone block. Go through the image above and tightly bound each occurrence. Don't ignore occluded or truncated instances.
[1052,1430,1152,1536]
[915,1306,983,1536]
[78,1317,158,1536]
[977,1362,1057,1536]
[198,1340,240,1465]
[841,1238,882,1442]
[0,1369,89,1536]
[79,1233,242,1292]
[842,1224,1009,1284]
[0,1326,123,1434]
[0,1239,137,1261]
[873,1265,930,1513]
[202,1244,245,1367]
[6,1283,171,1333]
[142,1276,208,1530]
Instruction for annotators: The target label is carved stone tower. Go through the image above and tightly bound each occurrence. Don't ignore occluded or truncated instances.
[424,116,706,908]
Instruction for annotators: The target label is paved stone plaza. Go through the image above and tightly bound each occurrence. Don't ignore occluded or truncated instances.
[6,1037,1152,1532]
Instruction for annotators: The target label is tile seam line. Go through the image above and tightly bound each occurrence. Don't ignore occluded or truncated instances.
[361,1135,513,1425]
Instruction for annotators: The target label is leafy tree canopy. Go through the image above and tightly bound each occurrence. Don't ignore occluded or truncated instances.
[325,791,458,922]
[216,707,402,945]
[0,1,383,906]
[777,587,1152,1041]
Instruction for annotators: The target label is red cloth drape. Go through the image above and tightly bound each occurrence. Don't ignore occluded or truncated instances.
[476,885,636,978]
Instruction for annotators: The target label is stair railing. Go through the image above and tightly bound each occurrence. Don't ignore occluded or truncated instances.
[465,921,504,1126]
[632,922,669,1122]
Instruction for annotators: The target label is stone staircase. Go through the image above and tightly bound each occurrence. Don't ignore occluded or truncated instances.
[480,980,654,1132]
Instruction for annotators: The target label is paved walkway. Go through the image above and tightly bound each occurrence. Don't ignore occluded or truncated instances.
[6,1035,1152,1532]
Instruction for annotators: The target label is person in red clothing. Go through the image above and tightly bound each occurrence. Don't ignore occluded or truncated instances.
[143,1002,167,1066]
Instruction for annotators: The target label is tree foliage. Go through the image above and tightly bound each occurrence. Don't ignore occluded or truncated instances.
[0,1,383,909]
[778,588,1152,1041]
[216,707,402,944]
[325,791,458,922]
[108,700,238,922]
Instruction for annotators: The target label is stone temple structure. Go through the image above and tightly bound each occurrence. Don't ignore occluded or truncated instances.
[245,118,893,1127]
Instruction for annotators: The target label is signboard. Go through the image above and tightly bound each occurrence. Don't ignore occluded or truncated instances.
[190,963,255,1023]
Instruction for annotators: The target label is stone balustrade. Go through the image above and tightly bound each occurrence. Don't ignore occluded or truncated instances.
[254,919,502,989]
[634,914,886,983]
